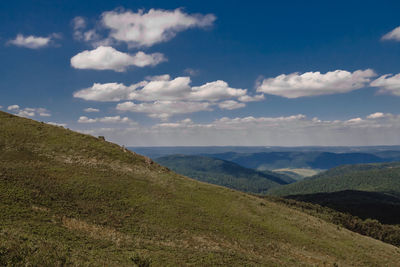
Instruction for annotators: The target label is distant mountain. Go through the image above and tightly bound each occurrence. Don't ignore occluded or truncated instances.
[203,151,392,170]
[155,154,295,194]
[268,162,400,197]
[129,146,400,159]
[373,150,400,161]
[5,111,400,265]
[286,190,400,225]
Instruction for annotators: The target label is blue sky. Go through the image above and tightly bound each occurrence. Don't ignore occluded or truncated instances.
[1,0,400,146]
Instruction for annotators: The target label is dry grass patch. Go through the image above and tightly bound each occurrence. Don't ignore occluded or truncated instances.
[62,217,132,247]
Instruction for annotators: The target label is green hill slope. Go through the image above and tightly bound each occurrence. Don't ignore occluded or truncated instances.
[268,162,400,197]
[1,111,400,266]
[155,154,294,194]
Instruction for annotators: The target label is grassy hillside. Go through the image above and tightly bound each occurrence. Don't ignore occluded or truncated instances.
[205,151,389,171]
[1,111,400,266]
[155,155,294,194]
[268,162,400,197]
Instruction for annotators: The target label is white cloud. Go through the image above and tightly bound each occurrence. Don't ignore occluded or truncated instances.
[78,115,134,124]
[156,118,193,128]
[74,75,255,119]
[382,26,400,41]
[190,81,247,101]
[238,94,265,102]
[133,76,191,101]
[74,76,247,103]
[70,46,166,72]
[7,105,51,118]
[77,113,400,146]
[73,81,148,102]
[116,101,212,120]
[71,74,271,119]
[366,112,393,119]
[218,100,245,110]
[8,34,59,49]
[99,8,216,48]
[256,69,376,98]
[346,117,363,124]
[370,73,400,96]
[84,107,100,112]
[7,105,19,111]
[145,74,171,81]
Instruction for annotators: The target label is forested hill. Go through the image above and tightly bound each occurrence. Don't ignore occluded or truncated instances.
[268,162,400,197]
[204,151,391,170]
[155,154,295,194]
[286,190,400,225]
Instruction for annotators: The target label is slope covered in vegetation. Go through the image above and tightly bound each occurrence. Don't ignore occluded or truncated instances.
[268,162,400,197]
[155,154,294,194]
[286,190,400,225]
[1,111,400,266]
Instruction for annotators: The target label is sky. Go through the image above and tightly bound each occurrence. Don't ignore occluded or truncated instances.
[1,0,400,146]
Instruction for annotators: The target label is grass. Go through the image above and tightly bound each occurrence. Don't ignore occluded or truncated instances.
[1,111,400,266]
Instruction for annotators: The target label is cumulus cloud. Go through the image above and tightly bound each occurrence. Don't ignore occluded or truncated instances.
[382,26,400,41]
[74,76,248,103]
[156,118,193,128]
[70,46,166,72]
[72,9,215,48]
[218,100,245,110]
[366,112,392,119]
[346,117,363,124]
[73,81,148,102]
[190,81,247,101]
[256,69,376,98]
[116,101,212,120]
[8,33,60,49]
[77,112,400,146]
[7,105,51,118]
[100,8,216,48]
[7,105,19,111]
[78,115,134,124]
[238,94,265,102]
[370,73,400,96]
[74,75,259,119]
[84,107,100,112]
